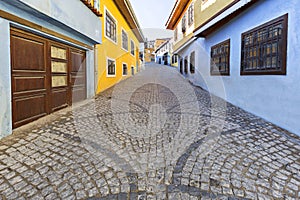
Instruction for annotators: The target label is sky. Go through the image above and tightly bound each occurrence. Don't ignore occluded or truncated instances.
[130,0,176,40]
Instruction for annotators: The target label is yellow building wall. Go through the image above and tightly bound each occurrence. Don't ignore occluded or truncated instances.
[96,0,140,93]
[195,0,235,28]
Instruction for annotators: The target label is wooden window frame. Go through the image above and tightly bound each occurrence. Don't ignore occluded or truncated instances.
[106,57,116,77]
[210,39,230,76]
[241,14,288,75]
[105,8,117,44]
[121,28,128,51]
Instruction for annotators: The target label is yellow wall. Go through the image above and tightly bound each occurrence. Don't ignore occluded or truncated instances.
[96,0,140,93]
[195,0,235,28]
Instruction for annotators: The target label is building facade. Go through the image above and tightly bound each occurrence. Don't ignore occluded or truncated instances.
[167,0,300,136]
[144,39,155,63]
[166,0,196,76]
[155,38,172,66]
[96,0,144,93]
[0,0,101,138]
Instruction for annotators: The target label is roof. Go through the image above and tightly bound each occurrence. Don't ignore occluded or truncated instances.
[113,0,145,42]
[194,0,259,37]
[165,0,190,30]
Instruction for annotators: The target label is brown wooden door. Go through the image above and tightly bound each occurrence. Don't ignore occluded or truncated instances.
[11,28,87,129]
[11,29,49,128]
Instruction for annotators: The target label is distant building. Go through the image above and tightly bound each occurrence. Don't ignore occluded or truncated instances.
[144,39,155,62]
[155,38,172,65]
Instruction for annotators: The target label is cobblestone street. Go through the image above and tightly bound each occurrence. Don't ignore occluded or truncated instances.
[0,63,300,199]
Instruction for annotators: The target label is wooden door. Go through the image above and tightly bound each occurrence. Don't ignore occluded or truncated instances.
[11,29,48,128]
[11,28,87,129]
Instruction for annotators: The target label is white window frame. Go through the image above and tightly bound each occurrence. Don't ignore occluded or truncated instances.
[121,28,129,52]
[106,57,116,77]
[104,7,118,45]
[130,39,135,56]
[122,62,128,76]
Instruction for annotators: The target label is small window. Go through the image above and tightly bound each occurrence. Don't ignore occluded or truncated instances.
[190,51,195,74]
[182,14,186,33]
[241,14,287,75]
[107,58,116,76]
[184,56,188,74]
[188,4,194,26]
[122,63,128,76]
[122,29,128,51]
[130,40,135,56]
[105,10,117,43]
[174,27,178,41]
[211,39,230,76]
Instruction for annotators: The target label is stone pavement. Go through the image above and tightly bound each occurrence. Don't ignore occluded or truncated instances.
[0,63,300,199]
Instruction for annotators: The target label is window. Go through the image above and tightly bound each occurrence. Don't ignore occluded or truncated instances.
[180,59,183,74]
[130,40,135,56]
[188,4,194,26]
[107,58,116,76]
[241,14,287,75]
[174,27,178,41]
[105,10,117,43]
[122,29,128,51]
[211,39,230,76]
[122,63,128,76]
[184,56,188,73]
[182,14,186,33]
[190,51,195,74]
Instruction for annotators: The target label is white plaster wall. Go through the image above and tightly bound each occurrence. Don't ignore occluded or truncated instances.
[192,0,300,135]
[86,49,95,98]
[19,0,101,43]
[0,19,12,138]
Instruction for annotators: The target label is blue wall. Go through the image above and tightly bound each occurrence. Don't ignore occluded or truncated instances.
[194,0,300,135]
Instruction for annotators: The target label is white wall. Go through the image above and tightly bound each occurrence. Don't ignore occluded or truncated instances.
[191,0,300,135]
[0,19,12,138]
[18,0,101,43]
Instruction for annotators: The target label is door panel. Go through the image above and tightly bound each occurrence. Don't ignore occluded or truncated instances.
[12,35,45,71]
[11,29,48,128]
[70,49,86,103]
[49,43,69,111]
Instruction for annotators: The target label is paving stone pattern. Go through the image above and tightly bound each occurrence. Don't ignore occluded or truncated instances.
[0,63,300,199]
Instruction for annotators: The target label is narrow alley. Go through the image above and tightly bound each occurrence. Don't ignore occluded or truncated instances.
[0,64,299,199]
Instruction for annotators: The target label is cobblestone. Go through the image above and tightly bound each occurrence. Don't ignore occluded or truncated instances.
[0,64,299,199]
